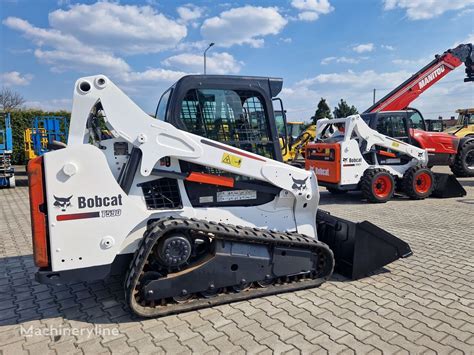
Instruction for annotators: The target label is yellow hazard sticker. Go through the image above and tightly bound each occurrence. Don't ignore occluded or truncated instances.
[392,142,400,148]
[221,153,242,168]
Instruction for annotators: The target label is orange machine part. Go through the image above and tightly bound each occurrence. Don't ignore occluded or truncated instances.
[28,156,49,267]
[305,143,341,184]
[378,150,397,158]
[186,172,235,188]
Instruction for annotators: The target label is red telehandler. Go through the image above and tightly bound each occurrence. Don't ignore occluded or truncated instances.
[361,43,474,179]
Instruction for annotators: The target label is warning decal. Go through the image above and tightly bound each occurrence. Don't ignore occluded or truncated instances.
[221,153,242,168]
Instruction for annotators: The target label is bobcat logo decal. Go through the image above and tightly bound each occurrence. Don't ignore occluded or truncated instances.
[292,177,308,192]
[53,195,73,211]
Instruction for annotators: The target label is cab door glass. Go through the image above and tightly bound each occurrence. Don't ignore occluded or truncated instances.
[468,113,474,125]
[376,114,410,142]
[274,110,286,137]
[179,88,275,159]
[155,89,172,121]
[407,111,425,130]
[376,115,393,137]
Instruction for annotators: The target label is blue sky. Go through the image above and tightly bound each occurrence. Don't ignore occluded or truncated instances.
[1,0,473,120]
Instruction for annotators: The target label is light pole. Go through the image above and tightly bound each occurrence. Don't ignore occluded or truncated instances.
[204,42,215,75]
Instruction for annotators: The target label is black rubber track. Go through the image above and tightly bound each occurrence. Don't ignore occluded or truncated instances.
[124,217,334,318]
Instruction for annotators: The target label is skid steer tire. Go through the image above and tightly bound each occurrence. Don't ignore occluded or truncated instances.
[326,187,347,195]
[360,168,394,203]
[450,139,474,177]
[402,166,434,200]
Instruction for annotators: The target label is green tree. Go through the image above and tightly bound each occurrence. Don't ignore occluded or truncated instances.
[333,99,358,118]
[312,98,332,125]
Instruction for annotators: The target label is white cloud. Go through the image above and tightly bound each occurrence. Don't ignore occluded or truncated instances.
[381,44,395,51]
[279,69,411,120]
[321,56,361,65]
[352,43,374,53]
[3,16,130,74]
[299,69,410,88]
[463,33,474,44]
[34,49,130,74]
[392,57,429,66]
[456,8,474,17]
[4,17,84,52]
[163,52,242,74]
[280,66,473,122]
[120,68,187,84]
[201,6,287,48]
[291,0,334,21]
[279,37,293,44]
[298,12,319,21]
[3,7,187,86]
[8,48,33,54]
[384,0,474,20]
[177,4,204,23]
[1,71,33,86]
[24,98,72,111]
[48,2,187,55]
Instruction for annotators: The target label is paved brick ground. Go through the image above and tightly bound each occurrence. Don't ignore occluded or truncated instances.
[1,166,473,354]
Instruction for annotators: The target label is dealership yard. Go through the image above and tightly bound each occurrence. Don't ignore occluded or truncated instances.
[0,166,473,354]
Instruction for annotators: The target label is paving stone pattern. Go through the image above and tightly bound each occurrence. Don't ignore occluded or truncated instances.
[0,167,473,354]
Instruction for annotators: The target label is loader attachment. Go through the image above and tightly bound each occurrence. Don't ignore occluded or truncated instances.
[431,173,466,198]
[316,210,412,280]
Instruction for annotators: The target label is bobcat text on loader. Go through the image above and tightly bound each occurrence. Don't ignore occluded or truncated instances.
[28,75,412,317]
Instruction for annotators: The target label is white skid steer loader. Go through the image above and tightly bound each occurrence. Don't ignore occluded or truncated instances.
[28,75,412,317]
[305,115,466,202]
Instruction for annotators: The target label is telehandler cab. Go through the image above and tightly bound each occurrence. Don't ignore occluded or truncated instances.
[28,75,411,317]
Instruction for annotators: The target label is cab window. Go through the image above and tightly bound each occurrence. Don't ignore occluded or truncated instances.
[155,89,172,121]
[180,88,275,159]
[376,113,409,141]
[407,111,425,130]
[467,113,474,125]
[274,110,286,137]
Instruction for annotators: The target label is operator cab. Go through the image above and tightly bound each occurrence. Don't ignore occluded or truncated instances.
[156,75,284,161]
[155,75,285,208]
[455,108,474,127]
[361,108,426,144]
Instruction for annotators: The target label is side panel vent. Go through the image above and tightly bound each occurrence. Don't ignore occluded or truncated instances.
[139,178,182,210]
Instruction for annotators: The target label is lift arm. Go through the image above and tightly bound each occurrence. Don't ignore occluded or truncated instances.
[316,115,429,165]
[365,43,474,113]
[68,75,319,238]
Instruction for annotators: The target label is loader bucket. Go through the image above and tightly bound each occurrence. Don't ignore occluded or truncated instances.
[431,173,466,198]
[316,210,412,280]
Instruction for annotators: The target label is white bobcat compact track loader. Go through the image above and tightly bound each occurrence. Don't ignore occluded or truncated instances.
[28,75,412,317]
